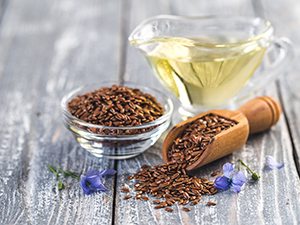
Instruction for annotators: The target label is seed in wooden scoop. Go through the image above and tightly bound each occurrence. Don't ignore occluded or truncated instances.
[121,188,130,193]
[165,114,237,168]
[162,96,282,171]
[207,202,217,206]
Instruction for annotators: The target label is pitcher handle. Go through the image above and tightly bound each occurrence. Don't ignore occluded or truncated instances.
[235,37,294,103]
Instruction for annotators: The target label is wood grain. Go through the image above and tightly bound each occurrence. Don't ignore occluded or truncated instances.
[0,0,300,224]
[262,0,300,176]
[115,0,300,224]
[0,0,122,224]
[161,109,249,170]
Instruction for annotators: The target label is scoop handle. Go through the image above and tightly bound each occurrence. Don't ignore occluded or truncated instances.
[237,96,282,134]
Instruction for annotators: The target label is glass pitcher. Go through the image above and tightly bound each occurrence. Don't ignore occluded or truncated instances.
[129,15,293,122]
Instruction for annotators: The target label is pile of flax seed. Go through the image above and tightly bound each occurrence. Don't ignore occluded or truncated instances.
[121,114,238,211]
[122,162,218,212]
[67,85,164,135]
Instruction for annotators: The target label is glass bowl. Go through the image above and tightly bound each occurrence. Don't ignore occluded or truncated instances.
[61,81,173,159]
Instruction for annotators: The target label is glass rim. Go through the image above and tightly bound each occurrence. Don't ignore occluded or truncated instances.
[129,14,274,47]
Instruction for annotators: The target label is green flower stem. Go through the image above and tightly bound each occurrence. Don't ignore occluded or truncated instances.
[238,159,260,180]
[239,159,254,173]
[47,165,64,189]
[55,167,81,180]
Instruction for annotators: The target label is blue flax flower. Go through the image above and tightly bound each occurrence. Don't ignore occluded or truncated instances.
[267,156,284,170]
[80,169,117,195]
[214,163,247,193]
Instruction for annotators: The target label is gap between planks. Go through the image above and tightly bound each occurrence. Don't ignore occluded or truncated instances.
[112,1,132,224]
[276,80,300,178]
[118,0,132,86]
[0,0,9,27]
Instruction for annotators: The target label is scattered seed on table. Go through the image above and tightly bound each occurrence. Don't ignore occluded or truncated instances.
[141,196,149,201]
[133,183,140,187]
[127,175,134,181]
[208,181,214,186]
[165,207,173,212]
[127,157,216,213]
[211,189,218,195]
[211,171,219,176]
[182,207,191,212]
[166,200,174,206]
[135,194,142,199]
[190,200,199,205]
[141,165,151,170]
[153,200,161,204]
[161,202,168,207]
[207,202,217,206]
[124,195,132,200]
[121,188,130,193]
[183,200,189,205]
[154,205,164,209]
[163,194,172,198]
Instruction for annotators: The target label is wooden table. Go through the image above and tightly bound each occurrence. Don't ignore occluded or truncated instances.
[1,0,300,224]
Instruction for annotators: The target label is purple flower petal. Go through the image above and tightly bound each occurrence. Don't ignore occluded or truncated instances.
[86,169,101,177]
[85,173,103,190]
[231,171,247,192]
[230,171,246,193]
[80,175,95,195]
[267,156,284,170]
[214,176,231,190]
[231,171,247,186]
[230,183,243,193]
[94,183,108,192]
[80,169,116,195]
[223,163,234,178]
[100,169,117,176]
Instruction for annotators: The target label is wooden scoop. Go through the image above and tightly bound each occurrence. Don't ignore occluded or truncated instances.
[162,96,282,171]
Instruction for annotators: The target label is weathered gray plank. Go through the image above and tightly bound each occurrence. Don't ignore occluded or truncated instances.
[115,89,300,225]
[170,0,256,17]
[0,0,122,224]
[262,0,300,176]
[1,0,300,224]
[115,0,300,224]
